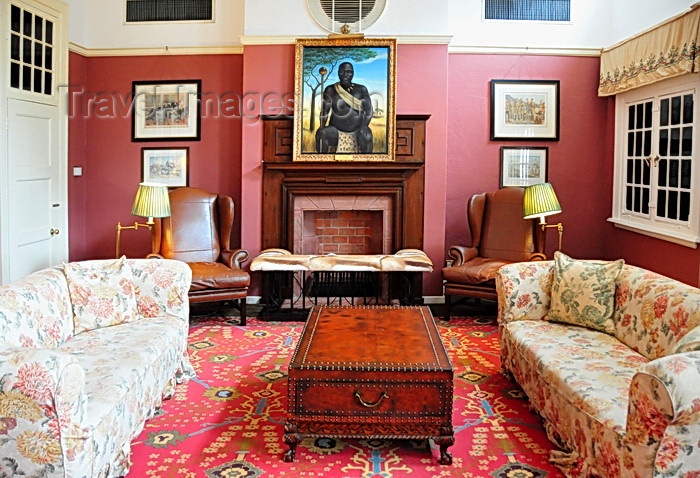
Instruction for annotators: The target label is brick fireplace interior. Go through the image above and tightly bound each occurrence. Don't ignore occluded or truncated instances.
[294,195,393,255]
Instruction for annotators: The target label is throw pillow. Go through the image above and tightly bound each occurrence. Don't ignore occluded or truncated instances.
[547,251,624,334]
[64,257,139,334]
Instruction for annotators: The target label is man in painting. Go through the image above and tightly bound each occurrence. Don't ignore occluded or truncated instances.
[316,62,373,153]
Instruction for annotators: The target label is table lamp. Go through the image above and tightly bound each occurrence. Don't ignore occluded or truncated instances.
[115,182,171,258]
[523,182,564,251]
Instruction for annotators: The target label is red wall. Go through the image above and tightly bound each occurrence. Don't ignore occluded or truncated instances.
[68,47,700,294]
[68,52,244,260]
[446,54,612,261]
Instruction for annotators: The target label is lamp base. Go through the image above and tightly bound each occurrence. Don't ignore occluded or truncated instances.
[537,221,564,253]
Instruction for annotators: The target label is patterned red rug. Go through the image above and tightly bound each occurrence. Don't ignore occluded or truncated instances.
[127,315,563,477]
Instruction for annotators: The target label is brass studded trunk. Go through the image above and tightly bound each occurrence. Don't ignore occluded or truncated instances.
[283,305,455,465]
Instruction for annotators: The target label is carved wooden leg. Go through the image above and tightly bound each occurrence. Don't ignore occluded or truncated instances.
[435,435,455,465]
[283,424,300,462]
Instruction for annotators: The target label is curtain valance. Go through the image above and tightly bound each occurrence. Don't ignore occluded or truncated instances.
[598,4,700,96]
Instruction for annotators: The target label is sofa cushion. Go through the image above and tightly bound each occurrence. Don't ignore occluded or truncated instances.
[548,252,624,334]
[64,257,139,334]
[502,320,649,433]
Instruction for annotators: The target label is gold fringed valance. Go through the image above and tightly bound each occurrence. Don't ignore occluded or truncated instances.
[598,4,700,96]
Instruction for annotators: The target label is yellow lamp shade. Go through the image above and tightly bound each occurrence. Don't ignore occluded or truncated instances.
[131,182,171,220]
[523,182,561,222]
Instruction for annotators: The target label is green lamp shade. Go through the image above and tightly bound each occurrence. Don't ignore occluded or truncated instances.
[131,182,171,219]
[523,182,561,220]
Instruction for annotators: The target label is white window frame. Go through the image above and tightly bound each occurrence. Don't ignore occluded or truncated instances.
[609,74,700,248]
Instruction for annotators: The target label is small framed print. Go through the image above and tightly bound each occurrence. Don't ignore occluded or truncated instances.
[491,80,559,141]
[142,147,189,187]
[132,80,201,141]
[500,146,548,187]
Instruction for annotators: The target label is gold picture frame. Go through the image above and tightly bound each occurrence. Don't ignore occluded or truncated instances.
[293,37,396,162]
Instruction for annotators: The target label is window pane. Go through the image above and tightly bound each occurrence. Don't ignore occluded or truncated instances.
[660,98,669,126]
[10,63,20,89]
[683,94,694,124]
[11,34,20,61]
[644,130,651,156]
[635,131,643,156]
[670,128,680,156]
[668,190,678,219]
[636,104,644,129]
[34,42,42,67]
[626,159,634,183]
[642,188,649,214]
[44,72,52,95]
[33,68,42,93]
[671,96,681,125]
[23,38,31,64]
[645,102,652,128]
[23,10,32,36]
[627,132,634,156]
[643,160,650,185]
[45,47,52,70]
[45,21,53,44]
[682,127,692,156]
[634,159,642,183]
[634,186,641,212]
[680,191,690,221]
[669,160,679,187]
[657,190,667,217]
[628,105,635,130]
[22,65,31,90]
[34,16,43,41]
[659,129,668,156]
[11,5,21,32]
[681,160,691,188]
[626,186,633,210]
[658,159,667,186]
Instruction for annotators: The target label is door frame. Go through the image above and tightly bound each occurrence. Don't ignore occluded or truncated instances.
[0,0,69,284]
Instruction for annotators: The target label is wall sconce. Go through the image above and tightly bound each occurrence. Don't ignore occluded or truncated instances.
[523,182,564,251]
[115,182,171,258]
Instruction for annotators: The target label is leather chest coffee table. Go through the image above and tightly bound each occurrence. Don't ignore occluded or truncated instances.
[283,305,454,464]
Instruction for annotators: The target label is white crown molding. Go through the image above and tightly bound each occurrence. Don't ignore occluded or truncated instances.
[69,39,600,57]
[240,34,453,45]
[69,42,244,57]
[448,44,602,56]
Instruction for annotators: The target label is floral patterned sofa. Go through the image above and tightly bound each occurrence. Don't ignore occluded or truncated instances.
[0,258,195,477]
[496,253,700,477]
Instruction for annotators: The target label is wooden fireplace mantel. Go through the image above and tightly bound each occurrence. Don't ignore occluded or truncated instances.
[261,115,429,252]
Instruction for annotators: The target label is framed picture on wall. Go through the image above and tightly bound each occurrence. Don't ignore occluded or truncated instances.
[500,146,548,187]
[491,80,560,141]
[141,147,189,187]
[132,80,201,141]
[293,37,396,162]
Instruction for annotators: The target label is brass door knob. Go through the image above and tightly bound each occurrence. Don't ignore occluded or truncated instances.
[50,228,60,236]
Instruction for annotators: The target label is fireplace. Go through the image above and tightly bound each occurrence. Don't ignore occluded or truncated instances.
[261,115,429,255]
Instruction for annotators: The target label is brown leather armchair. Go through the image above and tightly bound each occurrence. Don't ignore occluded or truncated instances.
[442,187,545,321]
[148,187,250,324]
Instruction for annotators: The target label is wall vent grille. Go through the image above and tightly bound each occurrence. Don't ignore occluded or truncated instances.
[125,0,213,23]
[484,0,570,22]
[307,0,386,34]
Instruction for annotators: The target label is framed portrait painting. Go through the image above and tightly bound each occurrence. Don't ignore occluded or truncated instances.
[293,37,396,162]
[491,80,559,141]
[141,147,189,187]
[500,146,548,187]
[132,80,201,141]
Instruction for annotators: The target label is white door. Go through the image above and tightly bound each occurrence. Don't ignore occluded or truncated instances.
[6,98,65,280]
[0,0,68,283]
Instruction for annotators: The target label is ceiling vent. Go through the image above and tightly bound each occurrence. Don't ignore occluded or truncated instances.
[306,0,387,34]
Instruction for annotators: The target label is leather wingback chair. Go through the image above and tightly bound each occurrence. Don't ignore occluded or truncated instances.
[442,187,545,321]
[148,187,250,324]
